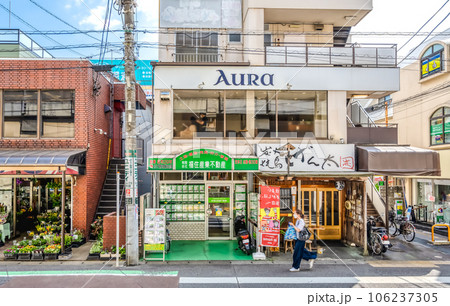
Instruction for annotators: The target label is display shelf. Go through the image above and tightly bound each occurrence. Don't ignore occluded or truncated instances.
[159,183,206,222]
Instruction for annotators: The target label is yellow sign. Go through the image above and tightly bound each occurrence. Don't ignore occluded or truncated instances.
[144,244,165,251]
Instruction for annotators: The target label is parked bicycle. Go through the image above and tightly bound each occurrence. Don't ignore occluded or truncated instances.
[388,209,416,242]
[367,216,392,255]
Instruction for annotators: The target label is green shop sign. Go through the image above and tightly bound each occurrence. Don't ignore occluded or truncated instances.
[234,158,259,171]
[148,158,174,170]
[445,120,450,134]
[147,149,259,171]
[208,197,230,203]
[175,149,232,171]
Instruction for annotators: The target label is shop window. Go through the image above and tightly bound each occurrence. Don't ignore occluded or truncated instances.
[160,172,181,181]
[225,91,246,137]
[2,90,38,138]
[421,44,444,79]
[233,173,248,181]
[254,91,276,138]
[207,172,231,180]
[182,172,204,181]
[41,90,75,138]
[173,91,224,138]
[229,33,241,43]
[175,31,218,62]
[430,107,450,146]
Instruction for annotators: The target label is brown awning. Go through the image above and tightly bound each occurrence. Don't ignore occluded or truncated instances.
[357,146,441,176]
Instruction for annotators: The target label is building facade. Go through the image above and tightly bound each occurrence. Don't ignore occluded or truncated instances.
[149,0,403,249]
[391,38,450,224]
[0,58,145,237]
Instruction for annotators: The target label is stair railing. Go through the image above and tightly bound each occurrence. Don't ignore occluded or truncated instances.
[366,177,387,221]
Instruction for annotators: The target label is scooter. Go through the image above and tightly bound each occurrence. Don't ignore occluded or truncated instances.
[234,215,252,255]
[367,216,392,255]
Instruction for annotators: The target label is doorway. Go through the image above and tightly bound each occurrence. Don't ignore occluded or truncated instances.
[206,184,232,239]
[300,187,341,240]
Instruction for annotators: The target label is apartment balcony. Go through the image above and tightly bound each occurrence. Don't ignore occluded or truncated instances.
[265,43,397,68]
[0,29,53,58]
[173,53,222,63]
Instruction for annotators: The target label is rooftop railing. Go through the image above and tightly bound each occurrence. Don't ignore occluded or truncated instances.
[0,29,53,58]
[265,42,397,67]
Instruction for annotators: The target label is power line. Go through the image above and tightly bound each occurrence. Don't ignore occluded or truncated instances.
[398,0,449,52]
[0,2,84,58]
[399,11,450,65]
[27,0,101,43]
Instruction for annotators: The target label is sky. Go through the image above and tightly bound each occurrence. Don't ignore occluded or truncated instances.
[0,0,449,64]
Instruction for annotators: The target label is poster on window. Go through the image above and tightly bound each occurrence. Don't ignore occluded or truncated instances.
[260,186,280,247]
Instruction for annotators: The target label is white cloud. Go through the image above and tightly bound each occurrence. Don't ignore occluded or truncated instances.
[79,5,121,30]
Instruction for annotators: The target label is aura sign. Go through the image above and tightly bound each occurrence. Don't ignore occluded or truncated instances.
[213,70,274,87]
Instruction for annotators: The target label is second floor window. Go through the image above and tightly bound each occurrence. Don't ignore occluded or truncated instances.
[430,107,450,146]
[2,90,75,139]
[175,31,218,62]
[421,44,444,79]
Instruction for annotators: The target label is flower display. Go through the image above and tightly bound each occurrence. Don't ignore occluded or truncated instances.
[43,245,61,254]
[3,246,19,255]
[18,245,37,254]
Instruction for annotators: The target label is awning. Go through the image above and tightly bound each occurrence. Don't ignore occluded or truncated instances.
[357,146,441,176]
[0,149,86,175]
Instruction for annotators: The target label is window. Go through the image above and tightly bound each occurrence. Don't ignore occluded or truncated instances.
[41,90,75,138]
[3,90,38,138]
[229,33,241,43]
[2,90,75,138]
[173,90,327,139]
[175,31,218,62]
[430,107,450,146]
[421,44,444,79]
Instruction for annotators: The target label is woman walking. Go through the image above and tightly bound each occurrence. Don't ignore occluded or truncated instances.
[289,210,316,272]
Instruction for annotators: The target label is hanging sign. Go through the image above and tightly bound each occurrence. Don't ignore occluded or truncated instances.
[260,186,280,248]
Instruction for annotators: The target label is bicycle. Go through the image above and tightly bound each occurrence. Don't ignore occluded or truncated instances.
[389,212,416,242]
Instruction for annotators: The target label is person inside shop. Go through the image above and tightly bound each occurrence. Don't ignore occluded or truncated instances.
[195,113,208,132]
[289,210,317,272]
[180,117,198,138]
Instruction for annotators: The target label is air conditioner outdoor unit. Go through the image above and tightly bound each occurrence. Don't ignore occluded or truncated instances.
[160,91,170,101]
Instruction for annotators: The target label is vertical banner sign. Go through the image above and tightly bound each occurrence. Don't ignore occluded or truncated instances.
[259,186,280,247]
[125,150,139,218]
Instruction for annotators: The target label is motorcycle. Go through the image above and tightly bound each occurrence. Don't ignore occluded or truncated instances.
[367,216,392,255]
[234,215,252,255]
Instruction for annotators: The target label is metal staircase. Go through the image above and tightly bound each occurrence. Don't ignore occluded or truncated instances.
[95,159,125,219]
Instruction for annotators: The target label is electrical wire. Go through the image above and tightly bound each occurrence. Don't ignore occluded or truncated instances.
[27,0,101,43]
[398,0,449,52]
[0,2,85,58]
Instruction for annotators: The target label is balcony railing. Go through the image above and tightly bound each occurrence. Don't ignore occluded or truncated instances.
[173,53,221,63]
[0,29,53,58]
[265,43,397,67]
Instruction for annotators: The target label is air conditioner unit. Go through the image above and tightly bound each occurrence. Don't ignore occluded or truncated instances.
[314,24,324,31]
[160,91,170,101]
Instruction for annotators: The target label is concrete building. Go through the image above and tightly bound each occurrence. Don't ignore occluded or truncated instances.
[390,36,450,225]
[146,0,439,255]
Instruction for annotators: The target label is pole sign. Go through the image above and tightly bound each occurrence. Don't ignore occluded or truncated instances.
[259,186,280,248]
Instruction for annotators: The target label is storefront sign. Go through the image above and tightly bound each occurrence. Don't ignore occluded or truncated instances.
[214,70,274,87]
[431,121,443,136]
[257,144,355,172]
[260,186,280,248]
[148,158,174,170]
[208,197,230,203]
[233,158,259,171]
[144,208,166,259]
[175,149,232,171]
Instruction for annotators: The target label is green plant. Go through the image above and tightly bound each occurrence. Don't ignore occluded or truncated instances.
[18,240,30,247]
[90,217,103,238]
[43,245,61,254]
[32,238,46,247]
[89,241,103,254]
[53,235,61,244]
[3,246,19,255]
[18,245,36,254]
[64,234,72,246]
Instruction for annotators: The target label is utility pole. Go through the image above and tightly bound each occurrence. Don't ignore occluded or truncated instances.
[120,0,139,266]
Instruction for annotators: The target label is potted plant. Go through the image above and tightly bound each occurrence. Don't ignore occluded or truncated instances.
[44,244,61,260]
[3,246,19,260]
[88,241,103,260]
[17,245,36,260]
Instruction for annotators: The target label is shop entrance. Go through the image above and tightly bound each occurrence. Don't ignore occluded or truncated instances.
[206,184,232,239]
[300,187,342,240]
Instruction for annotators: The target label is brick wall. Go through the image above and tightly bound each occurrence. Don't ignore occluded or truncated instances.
[0,59,113,234]
[103,212,126,250]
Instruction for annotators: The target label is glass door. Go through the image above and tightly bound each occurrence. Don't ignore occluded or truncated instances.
[206,185,232,239]
[300,187,341,240]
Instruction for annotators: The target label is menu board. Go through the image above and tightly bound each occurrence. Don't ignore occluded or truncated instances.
[144,208,166,252]
[159,184,205,222]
